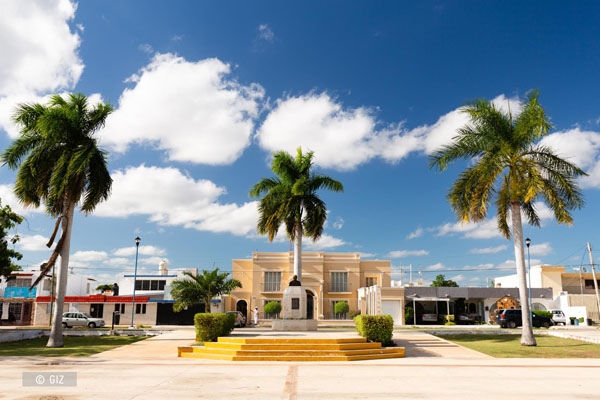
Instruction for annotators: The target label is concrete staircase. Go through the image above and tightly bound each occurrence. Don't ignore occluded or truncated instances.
[178,337,404,361]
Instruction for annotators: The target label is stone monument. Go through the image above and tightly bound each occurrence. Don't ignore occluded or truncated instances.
[272,275,318,331]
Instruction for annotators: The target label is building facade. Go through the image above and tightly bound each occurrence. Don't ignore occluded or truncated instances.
[227,252,391,321]
[494,264,600,322]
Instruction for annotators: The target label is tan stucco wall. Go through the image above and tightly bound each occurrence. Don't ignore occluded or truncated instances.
[230,252,391,320]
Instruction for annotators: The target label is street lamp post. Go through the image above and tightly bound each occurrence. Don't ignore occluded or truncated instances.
[525,237,533,327]
[130,237,141,329]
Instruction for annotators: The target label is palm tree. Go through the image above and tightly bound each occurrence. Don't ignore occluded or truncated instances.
[249,148,343,283]
[170,269,242,313]
[1,93,113,347]
[429,90,586,346]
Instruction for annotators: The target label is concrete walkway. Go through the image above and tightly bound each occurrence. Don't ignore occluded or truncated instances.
[547,327,600,344]
[3,327,600,399]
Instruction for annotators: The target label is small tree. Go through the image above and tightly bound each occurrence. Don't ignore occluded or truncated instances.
[95,284,113,293]
[430,274,459,287]
[264,301,282,319]
[171,268,241,314]
[0,201,24,279]
[404,305,414,325]
[334,301,349,319]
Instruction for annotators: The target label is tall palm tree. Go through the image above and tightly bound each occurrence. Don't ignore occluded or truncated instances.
[429,90,586,346]
[1,93,113,347]
[170,269,242,313]
[250,148,343,283]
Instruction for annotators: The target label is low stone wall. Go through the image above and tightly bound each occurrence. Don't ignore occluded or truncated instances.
[0,328,168,343]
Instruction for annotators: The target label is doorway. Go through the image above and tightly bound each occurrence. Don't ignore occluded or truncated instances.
[236,300,248,320]
[306,291,314,320]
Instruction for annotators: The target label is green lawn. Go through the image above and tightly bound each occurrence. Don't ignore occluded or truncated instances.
[437,334,600,358]
[0,335,148,357]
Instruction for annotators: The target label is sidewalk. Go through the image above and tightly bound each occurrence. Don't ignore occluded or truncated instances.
[547,327,600,344]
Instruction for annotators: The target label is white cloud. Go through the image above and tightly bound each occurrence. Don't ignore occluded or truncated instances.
[138,43,153,54]
[359,252,376,258]
[425,262,445,271]
[540,128,600,189]
[528,242,553,256]
[257,93,378,170]
[387,250,429,258]
[449,274,466,282]
[470,245,508,254]
[0,0,83,137]
[333,217,344,230]
[112,245,166,258]
[257,24,274,42]
[99,53,264,165]
[0,185,45,215]
[303,234,347,250]
[407,227,424,240]
[140,256,168,266]
[94,165,259,237]
[71,250,108,262]
[436,219,501,239]
[17,234,49,251]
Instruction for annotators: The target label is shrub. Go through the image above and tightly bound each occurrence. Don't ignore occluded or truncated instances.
[355,315,394,345]
[532,310,552,319]
[445,321,456,325]
[194,313,236,342]
[404,306,414,325]
[264,301,282,318]
[334,301,349,317]
[349,309,361,319]
[578,317,585,323]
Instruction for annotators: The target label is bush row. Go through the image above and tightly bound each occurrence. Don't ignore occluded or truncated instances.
[194,313,236,342]
[354,314,394,345]
[532,310,552,319]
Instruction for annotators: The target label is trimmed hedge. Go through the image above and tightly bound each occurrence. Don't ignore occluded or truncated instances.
[194,313,236,342]
[532,310,552,319]
[264,301,282,316]
[334,301,349,316]
[355,315,394,345]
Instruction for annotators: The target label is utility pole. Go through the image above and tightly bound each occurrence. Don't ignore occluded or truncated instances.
[586,242,600,320]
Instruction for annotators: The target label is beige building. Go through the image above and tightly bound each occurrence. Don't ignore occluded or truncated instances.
[227,252,391,320]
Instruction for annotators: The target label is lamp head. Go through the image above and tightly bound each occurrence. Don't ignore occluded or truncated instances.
[135,236,141,246]
[525,238,531,248]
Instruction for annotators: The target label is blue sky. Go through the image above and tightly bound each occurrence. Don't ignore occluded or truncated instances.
[1,1,600,286]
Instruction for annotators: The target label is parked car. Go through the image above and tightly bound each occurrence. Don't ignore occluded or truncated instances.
[456,312,477,324]
[62,312,105,328]
[550,309,566,325]
[497,309,554,329]
[226,311,246,327]
[421,313,438,323]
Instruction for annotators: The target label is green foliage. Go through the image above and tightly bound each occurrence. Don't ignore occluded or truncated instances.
[578,317,585,323]
[249,147,343,243]
[264,301,282,315]
[349,309,361,319]
[0,201,24,278]
[532,310,552,319]
[171,268,242,313]
[430,274,459,287]
[194,313,236,342]
[334,301,349,316]
[2,93,114,217]
[355,315,394,345]
[96,284,114,292]
[429,90,586,240]
[445,321,456,326]
[404,306,414,324]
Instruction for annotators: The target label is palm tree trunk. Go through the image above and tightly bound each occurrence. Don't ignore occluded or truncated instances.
[46,201,75,348]
[510,201,536,346]
[293,222,302,283]
[205,297,211,313]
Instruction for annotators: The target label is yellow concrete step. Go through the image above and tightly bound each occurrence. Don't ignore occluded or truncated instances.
[204,342,382,351]
[190,347,404,357]
[217,337,367,344]
[180,350,404,362]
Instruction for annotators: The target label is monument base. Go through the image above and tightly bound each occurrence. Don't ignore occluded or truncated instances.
[272,319,318,331]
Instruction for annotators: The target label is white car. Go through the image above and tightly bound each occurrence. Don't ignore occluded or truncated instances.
[62,312,105,328]
[550,309,566,325]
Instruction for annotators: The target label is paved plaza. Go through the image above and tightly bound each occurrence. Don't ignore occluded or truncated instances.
[2,328,600,399]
